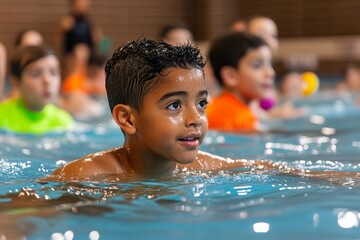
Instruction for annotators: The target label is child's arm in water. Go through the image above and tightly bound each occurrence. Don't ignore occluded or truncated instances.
[194,151,360,185]
[42,149,360,185]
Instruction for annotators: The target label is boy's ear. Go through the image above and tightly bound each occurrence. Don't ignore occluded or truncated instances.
[112,104,137,135]
[220,66,238,88]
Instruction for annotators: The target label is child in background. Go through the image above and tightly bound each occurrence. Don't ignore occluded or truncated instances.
[206,32,274,132]
[230,18,247,32]
[62,50,107,96]
[15,29,44,47]
[280,70,303,99]
[4,29,45,100]
[61,50,107,119]
[0,45,73,134]
[56,0,103,77]
[246,16,304,119]
[159,22,194,46]
[43,37,360,183]
[247,16,279,53]
[336,64,360,93]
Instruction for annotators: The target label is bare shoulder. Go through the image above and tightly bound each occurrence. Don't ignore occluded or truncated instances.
[42,147,125,182]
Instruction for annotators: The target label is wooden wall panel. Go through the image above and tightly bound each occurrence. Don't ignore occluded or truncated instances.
[1,0,360,74]
[0,0,188,58]
[2,0,360,48]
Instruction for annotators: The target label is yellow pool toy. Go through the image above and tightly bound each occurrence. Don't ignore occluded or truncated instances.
[301,71,320,96]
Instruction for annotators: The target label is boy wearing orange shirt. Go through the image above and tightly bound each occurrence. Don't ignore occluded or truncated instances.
[207,32,274,132]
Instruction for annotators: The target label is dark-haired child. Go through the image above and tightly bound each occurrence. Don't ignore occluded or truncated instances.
[206,32,274,132]
[45,37,359,183]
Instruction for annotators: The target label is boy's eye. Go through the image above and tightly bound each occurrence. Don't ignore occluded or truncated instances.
[198,99,208,109]
[251,61,263,68]
[27,69,42,78]
[167,102,181,110]
[49,68,59,76]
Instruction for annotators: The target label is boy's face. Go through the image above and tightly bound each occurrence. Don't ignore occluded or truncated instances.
[248,18,279,52]
[235,46,274,101]
[19,55,60,111]
[132,68,208,165]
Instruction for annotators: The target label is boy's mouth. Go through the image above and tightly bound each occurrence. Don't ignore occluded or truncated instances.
[261,83,274,90]
[178,134,201,149]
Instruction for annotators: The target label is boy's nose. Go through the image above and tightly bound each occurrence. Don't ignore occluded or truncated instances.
[185,107,203,128]
[42,73,51,85]
[266,64,275,78]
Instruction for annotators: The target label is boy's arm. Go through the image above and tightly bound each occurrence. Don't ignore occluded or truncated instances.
[196,151,293,172]
[196,151,360,185]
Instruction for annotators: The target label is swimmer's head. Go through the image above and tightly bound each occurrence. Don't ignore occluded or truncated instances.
[230,19,247,32]
[70,0,91,15]
[209,32,268,86]
[15,29,44,47]
[105,37,205,113]
[11,45,57,79]
[280,71,303,99]
[10,45,61,111]
[159,22,194,46]
[247,16,278,52]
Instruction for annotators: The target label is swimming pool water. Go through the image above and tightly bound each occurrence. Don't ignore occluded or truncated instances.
[1,92,360,239]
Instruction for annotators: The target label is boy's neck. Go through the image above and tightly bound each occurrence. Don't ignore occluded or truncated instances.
[223,89,251,105]
[120,144,178,178]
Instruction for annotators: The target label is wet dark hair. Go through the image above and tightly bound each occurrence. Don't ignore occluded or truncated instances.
[105,36,205,112]
[159,22,192,40]
[208,32,267,86]
[10,45,56,80]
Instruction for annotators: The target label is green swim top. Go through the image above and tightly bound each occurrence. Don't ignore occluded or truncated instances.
[0,98,73,134]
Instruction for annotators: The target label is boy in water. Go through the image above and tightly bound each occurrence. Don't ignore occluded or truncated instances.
[206,32,273,132]
[46,37,274,181]
[45,37,359,183]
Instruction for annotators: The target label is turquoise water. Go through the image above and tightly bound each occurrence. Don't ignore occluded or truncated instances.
[1,92,360,239]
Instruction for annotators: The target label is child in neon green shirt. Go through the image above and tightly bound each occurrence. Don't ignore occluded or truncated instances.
[0,45,73,134]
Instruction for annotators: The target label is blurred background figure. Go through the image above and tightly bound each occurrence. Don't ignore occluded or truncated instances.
[15,29,44,47]
[280,70,303,99]
[0,42,6,100]
[244,16,304,119]
[336,64,360,93]
[61,50,108,120]
[62,50,107,96]
[230,18,247,32]
[57,0,103,77]
[247,16,279,53]
[4,29,45,100]
[159,22,194,46]
[0,45,73,134]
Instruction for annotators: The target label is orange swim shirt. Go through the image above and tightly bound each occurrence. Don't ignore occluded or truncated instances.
[62,73,86,94]
[62,73,105,95]
[206,91,258,131]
